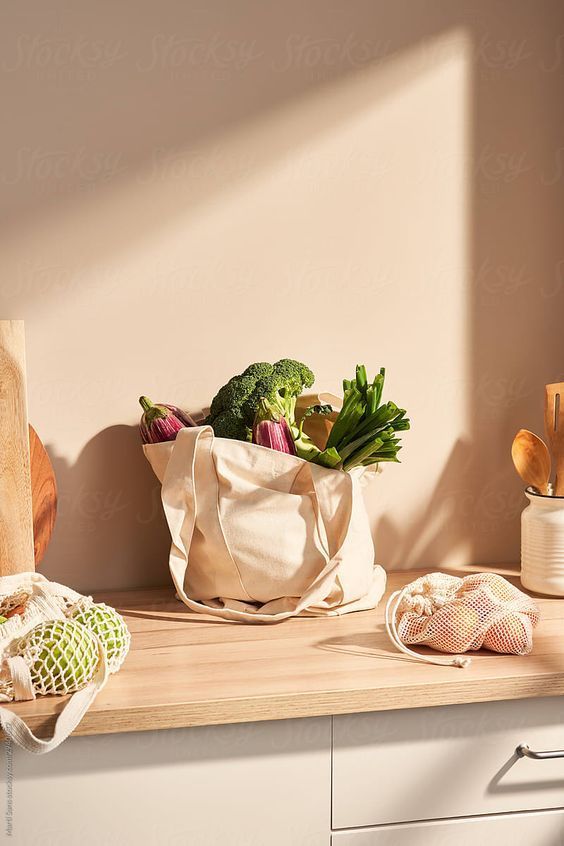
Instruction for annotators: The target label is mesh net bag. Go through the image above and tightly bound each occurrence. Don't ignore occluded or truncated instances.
[7,619,99,698]
[385,572,540,668]
[0,572,131,754]
[70,600,130,673]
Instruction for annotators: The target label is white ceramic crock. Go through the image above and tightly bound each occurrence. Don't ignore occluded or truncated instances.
[521,488,564,596]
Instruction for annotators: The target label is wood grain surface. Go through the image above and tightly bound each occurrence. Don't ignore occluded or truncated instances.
[29,424,57,566]
[0,320,35,575]
[2,567,563,740]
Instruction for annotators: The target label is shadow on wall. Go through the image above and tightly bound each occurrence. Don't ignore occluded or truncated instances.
[468,2,564,566]
[41,427,170,592]
[2,0,564,588]
[375,439,526,571]
[376,440,481,569]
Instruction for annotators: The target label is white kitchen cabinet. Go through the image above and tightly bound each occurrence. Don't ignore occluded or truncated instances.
[6,717,331,846]
[4,699,564,845]
[331,809,564,845]
[332,696,564,829]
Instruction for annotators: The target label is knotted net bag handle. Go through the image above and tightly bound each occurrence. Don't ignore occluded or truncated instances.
[161,426,356,622]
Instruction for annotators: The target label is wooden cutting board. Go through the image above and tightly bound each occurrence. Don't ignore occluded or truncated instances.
[29,424,57,566]
[0,321,35,575]
[0,320,57,574]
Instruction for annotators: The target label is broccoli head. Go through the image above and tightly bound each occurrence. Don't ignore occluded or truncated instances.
[205,359,315,441]
[273,359,314,396]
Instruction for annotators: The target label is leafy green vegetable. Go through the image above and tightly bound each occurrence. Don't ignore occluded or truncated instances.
[313,446,342,468]
[326,365,409,471]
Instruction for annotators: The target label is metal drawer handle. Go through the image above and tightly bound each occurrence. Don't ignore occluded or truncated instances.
[517,743,564,760]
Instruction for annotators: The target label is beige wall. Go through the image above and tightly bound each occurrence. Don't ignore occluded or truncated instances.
[1,1,563,591]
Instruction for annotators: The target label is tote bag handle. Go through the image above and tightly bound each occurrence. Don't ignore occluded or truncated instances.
[161,426,356,623]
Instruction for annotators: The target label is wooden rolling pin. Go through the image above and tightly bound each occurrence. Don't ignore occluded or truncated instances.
[0,320,35,575]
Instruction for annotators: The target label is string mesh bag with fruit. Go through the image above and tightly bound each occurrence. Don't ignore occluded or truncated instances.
[0,571,130,753]
[385,572,540,668]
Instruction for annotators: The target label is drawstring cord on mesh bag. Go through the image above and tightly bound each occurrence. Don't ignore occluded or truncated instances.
[385,586,472,669]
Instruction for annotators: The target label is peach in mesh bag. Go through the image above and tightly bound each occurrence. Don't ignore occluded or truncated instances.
[385,572,540,668]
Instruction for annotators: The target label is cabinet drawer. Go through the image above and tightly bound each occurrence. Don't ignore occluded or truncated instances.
[10,718,331,846]
[332,696,564,829]
[331,809,564,845]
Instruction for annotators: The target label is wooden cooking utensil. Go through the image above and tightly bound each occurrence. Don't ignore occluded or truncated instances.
[30,424,57,566]
[0,320,35,575]
[511,429,551,495]
[545,383,564,495]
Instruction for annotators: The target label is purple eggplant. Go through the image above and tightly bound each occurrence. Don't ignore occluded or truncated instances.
[139,396,196,444]
[252,399,297,455]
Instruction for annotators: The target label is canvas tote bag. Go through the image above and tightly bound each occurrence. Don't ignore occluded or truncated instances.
[144,425,386,622]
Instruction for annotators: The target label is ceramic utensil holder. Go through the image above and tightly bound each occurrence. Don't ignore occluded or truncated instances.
[521,488,564,596]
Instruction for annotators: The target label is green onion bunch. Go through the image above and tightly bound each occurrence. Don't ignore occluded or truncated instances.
[319,366,410,471]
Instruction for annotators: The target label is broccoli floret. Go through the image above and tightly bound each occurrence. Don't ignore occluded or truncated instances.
[242,362,273,381]
[208,381,231,419]
[272,359,314,397]
[210,409,250,441]
[222,375,256,410]
[242,373,287,426]
[206,359,315,442]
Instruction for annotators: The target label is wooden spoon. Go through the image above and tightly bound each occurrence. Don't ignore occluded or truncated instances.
[545,383,564,495]
[511,429,551,495]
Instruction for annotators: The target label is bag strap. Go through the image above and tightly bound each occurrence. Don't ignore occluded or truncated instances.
[0,643,109,754]
[161,426,356,623]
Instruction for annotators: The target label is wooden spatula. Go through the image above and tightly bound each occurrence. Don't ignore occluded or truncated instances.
[545,383,564,495]
[544,382,564,496]
[30,424,57,566]
[0,320,35,575]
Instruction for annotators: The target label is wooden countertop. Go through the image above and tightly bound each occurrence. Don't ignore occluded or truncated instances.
[3,568,564,739]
